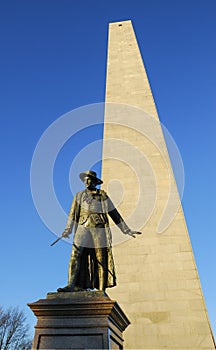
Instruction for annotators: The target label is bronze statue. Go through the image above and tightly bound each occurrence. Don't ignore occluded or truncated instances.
[57,170,142,292]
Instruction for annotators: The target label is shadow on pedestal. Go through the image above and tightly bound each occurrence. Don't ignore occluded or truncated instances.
[28,291,130,349]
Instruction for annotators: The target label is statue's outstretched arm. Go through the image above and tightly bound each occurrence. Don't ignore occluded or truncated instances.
[107,197,142,238]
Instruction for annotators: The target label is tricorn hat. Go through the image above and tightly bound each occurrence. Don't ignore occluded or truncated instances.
[79,170,103,184]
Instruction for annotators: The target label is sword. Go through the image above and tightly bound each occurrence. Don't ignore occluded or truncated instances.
[50,230,71,246]
[50,235,64,246]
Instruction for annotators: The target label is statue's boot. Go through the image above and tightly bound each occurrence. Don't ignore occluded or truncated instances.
[57,285,73,292]
[57,245,83,292]
[95,248,107,292]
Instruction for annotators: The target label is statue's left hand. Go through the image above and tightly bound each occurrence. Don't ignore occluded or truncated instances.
[127,230,142,238]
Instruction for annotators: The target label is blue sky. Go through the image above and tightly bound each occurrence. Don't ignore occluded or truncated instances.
[0,0,216,338]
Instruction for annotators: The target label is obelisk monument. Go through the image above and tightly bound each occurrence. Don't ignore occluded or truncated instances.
[102,20,215,349]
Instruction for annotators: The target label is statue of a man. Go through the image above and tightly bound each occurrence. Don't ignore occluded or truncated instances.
[57,170,141,292]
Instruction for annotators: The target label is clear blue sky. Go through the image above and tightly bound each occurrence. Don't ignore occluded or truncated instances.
[0,0,216,338]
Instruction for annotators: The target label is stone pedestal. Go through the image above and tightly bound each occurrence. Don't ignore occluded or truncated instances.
[28,291,130,349]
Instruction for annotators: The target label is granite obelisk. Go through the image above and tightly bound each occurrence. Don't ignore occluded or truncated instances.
[102,20,215,349]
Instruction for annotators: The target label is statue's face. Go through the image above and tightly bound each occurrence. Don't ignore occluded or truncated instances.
[84,176,97,190]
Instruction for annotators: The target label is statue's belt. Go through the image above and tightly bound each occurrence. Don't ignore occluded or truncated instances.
[78,212,107,225]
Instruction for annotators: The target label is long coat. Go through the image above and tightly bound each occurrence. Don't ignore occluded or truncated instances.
[65,189,130,290]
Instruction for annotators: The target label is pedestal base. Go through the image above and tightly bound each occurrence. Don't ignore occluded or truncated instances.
[28,291,130,349]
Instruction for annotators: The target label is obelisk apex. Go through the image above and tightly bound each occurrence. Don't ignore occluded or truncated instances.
[106,20,158,119]
[102,20,215,349]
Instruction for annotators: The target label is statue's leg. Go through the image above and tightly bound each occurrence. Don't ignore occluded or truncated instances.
[92,226,108,291]
[68,226,91,288]
[57,226,88,292]
[68,244,84,288]
[57,244,84,292]
[94,247,108,291]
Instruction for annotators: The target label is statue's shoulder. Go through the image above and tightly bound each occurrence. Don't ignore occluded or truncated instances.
[74,190,85,200]
[98,189,108,198]
[77,190,85,195]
